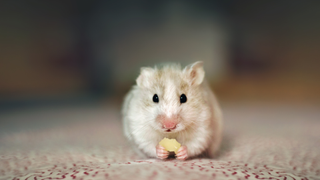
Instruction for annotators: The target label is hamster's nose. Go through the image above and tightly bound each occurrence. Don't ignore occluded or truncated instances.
[163,121,177,130]
[158,114,179,130]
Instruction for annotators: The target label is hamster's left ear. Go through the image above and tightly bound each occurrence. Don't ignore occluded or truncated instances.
[183,61,205,86]
[136,67,155,88]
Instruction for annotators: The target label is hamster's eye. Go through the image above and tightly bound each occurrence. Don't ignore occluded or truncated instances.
[153,94,159,103]
[180,94,187,103]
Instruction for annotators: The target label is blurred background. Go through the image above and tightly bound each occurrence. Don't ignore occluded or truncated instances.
[1,3,320,178]
[0,0,320,113]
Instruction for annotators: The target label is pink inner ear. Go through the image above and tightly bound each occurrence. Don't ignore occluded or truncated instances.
[190,70,197,85]
[191,70,196,79]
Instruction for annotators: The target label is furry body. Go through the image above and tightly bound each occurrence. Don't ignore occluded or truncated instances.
[122,62,223,159]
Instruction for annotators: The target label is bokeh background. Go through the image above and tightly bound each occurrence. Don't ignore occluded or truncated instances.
[1,2,320,179]
[1,0,319,114]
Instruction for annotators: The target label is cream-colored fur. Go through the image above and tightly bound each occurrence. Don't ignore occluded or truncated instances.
[122,61,223,159]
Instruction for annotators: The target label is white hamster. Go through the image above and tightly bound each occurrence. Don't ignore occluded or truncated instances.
[122,61,223,160]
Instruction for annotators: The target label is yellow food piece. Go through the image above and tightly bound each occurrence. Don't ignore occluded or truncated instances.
[159,138,181,154]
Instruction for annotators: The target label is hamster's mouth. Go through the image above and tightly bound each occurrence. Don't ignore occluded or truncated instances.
[161,128,184,133]
[161,126,176,133]
[162,126,180,133]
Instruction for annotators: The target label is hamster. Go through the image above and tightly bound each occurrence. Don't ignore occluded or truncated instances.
[122,61,223,160]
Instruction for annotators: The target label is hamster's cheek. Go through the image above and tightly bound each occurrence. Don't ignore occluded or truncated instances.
[180,105,197,118]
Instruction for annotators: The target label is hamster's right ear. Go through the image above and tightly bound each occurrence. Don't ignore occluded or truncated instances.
[136,67,155,87]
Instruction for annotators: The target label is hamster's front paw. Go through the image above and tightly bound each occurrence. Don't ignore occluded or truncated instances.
[156,144,169,159]
[176,145,188,160]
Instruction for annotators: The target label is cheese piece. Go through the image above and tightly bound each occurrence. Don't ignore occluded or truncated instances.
[159,138,181,154]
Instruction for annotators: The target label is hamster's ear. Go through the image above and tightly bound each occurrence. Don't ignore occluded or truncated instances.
[183,61,205,86]
[136,67,155,87]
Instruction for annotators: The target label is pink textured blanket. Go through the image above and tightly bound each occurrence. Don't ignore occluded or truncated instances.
[0,103,319,180]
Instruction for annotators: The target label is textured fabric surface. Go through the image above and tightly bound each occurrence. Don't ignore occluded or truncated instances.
[0,103,319,180]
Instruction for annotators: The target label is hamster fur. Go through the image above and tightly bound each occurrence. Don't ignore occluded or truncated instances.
[122,61,223,160]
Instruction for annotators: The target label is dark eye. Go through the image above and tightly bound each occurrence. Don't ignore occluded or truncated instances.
[180,94,187,103]
[153,94,159,103]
